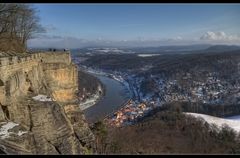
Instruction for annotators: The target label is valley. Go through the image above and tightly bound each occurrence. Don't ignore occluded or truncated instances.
[73,47,240,129]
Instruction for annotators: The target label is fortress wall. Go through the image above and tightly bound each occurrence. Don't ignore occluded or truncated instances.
[0,52,71,82]
[39,51,71,64]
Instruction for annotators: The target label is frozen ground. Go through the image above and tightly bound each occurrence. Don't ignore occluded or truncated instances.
[185,112,240,132]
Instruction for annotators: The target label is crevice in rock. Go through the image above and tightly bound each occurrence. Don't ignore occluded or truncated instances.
[73,132,86,147]
[45,139,61,154]
[27,104,33,132]
[5,81,10,97]
[0,147,6,154]
[28,87,34,93]
[1,105,10,120]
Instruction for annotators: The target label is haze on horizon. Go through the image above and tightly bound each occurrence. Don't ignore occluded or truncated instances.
[28,3,240,49]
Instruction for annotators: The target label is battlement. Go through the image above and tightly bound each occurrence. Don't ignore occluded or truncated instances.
[39,51,71,64]
[0,51,71,67]
[0,53,41,67]
[0,51,72,82]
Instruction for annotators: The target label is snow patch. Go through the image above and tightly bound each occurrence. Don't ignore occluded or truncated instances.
[32,94,54,102]
[17,131,28,136]
[0,122,19,139]
[79,86,102,111]
[185,112,240,132]
[138,54,161,57]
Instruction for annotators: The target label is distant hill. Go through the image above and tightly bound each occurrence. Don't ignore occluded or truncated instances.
[129,44,240,55]
[128,44,212,53]
[31,44,240,55]
[204,45,240,52]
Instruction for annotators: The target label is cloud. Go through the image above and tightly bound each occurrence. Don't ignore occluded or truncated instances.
[36,34,62,39]
[174,36,183,40]
[167,36,183,41]
[28,31,240,49]
[28,35,113,49]
[27,35,197,49]
[200,31,240,42]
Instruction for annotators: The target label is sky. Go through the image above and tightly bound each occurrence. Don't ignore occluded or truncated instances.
[28,4,240,48]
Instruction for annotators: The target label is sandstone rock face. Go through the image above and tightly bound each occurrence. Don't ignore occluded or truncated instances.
[42,63,78,103]
[0,52,95,154]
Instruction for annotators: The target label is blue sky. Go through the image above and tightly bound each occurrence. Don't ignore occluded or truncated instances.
[28,4,240,48]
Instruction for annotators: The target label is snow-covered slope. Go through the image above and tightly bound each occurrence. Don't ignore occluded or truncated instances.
[184,112,240,132]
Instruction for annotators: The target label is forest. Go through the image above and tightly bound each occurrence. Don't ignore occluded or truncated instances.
[92,103,240,154]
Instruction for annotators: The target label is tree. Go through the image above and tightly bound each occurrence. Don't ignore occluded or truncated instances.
[91,121,108,153]
[0,4,45,52]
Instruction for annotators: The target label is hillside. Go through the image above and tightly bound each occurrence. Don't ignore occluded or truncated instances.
[204,45,240,52]
[93,108,240,154]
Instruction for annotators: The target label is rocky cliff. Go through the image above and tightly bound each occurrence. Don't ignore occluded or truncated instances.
[0,51,95,154]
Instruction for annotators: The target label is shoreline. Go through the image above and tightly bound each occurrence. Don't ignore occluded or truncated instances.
[78,66,131,123]
[78,66,130,114]
[78,69,106,111]
[80,83,106,111]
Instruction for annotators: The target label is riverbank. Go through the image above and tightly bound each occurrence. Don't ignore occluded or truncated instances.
[77,67,130,123]
[76,65,162,126]
[77,69,106,111]
[79,85,103,111]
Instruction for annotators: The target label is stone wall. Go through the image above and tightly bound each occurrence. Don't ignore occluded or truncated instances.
[39,51,71,65]
[0,53,40,82]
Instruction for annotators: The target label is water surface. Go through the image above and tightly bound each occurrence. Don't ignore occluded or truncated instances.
[83,73,130,123]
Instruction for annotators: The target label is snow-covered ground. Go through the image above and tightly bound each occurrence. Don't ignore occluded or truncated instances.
[137,54,161,57]
[111,74,125,83]
[79,93,101,111]
[79,85,102,111]
[185,112,240,132]
[0,122,28,139]
[86,48,134,54]
[32,94,54,102]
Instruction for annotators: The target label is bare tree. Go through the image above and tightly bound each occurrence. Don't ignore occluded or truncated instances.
[16,4,45,48]
[0,3,45,52]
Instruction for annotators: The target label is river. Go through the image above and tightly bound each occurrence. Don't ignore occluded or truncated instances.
[82,72,130,123]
